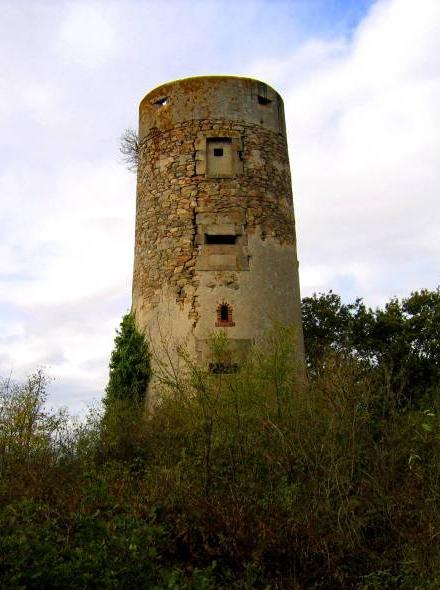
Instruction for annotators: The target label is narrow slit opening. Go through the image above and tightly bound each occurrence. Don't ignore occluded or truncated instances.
[258,95,272,105]
[153,96,169,107]
[205,234,237,245]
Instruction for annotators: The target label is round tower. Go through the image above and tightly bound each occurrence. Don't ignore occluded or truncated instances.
[132,76,304,390]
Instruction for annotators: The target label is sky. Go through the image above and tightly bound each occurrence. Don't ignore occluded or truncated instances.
[1,0,439,413]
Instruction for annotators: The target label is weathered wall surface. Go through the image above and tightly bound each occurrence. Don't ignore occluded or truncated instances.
[132,76,304,396]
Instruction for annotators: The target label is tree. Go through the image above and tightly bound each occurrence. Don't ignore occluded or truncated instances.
[119,128,139,172]
[104,312,151,407]
[301,291,373,372]
[302,288,440,409]
[0,370,71,475]
[373,289,440,407]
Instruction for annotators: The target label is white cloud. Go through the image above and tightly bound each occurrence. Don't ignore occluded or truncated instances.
[249,0,440,304]
[0,159,133,410]
[0,294,123,414]
[58,2,121,68]
[1,161,134,305]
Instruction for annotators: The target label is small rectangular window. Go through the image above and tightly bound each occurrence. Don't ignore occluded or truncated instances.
[205,234,236,245]
[213,148,223,157]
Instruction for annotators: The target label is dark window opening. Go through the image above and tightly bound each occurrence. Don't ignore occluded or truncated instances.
[154,96,169,107]
[209,362,239,374]
[258,95,272,105]
[205,234,236,245]
[220,304,229,322]
[216,302,235,327]
[213,148,224,157]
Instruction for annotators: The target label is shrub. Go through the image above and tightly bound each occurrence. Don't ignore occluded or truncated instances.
[1,319,440,588]
[104,312,151,407]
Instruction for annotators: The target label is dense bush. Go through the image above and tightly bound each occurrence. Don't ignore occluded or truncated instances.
[0,292,439,588]
[104,312,151,407]
[302,288,440,409]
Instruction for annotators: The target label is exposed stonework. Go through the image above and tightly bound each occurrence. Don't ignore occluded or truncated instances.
[132,76,304,397]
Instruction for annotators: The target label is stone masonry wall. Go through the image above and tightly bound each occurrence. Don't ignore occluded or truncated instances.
[132,116,298,328]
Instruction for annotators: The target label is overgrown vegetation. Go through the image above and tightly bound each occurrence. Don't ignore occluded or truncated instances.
[104,311,151,407]
[302,288,440,409]
[0,290,439,589]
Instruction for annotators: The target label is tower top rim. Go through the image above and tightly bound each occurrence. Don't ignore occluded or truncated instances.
[139,75,282,110]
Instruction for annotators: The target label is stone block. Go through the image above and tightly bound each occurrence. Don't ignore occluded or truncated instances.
[195,254,237,271]
[204,224,237,236]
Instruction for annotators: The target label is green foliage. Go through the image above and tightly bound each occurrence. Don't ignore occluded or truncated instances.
[302,290,370,365]
[98,398,150,464]
[302,287,440,409]
[0,371,73,491]
[104,312,151,407]
[141,327,440,588]
[1,294,440,588]
[0,497,221,589]
[101,312,151,464]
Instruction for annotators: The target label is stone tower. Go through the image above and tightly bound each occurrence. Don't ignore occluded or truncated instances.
[132,76,304,390]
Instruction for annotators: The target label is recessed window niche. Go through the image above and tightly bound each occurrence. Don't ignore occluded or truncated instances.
[207,138,233,177]
[216,302,235,327]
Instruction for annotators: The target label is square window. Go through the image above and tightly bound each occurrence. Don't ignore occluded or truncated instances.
[206,138,233,176]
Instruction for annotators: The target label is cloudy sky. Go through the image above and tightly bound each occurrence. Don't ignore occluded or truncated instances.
[1,0,439,412]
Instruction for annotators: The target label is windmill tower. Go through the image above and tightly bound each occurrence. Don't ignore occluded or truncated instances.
[132,76,304,395]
